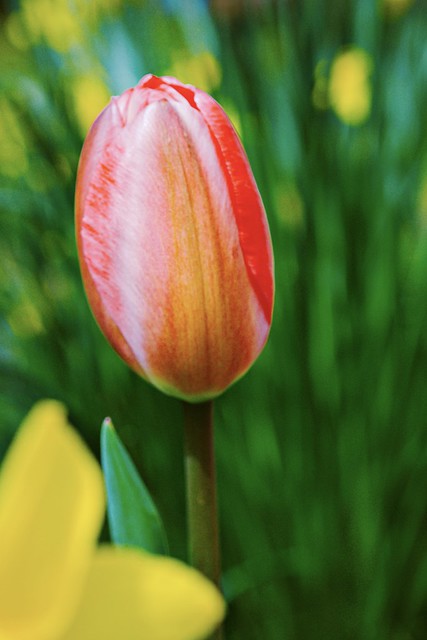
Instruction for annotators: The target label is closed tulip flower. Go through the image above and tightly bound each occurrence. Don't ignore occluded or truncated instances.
[76,74,274,402]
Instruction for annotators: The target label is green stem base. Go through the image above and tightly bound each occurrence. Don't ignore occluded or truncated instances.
[183,400,224,640]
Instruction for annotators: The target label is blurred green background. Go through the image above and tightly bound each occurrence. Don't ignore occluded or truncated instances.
[2,0,427,637]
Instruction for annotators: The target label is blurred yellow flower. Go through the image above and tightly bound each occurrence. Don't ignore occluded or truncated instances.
[20,0,83,52]
[71,74,111,137]
[0,401,225,640]
[167,50,222,93]
[6,0,123,52]
[328,47,373,126]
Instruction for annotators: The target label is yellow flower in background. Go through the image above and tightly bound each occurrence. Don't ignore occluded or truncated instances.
[0,401,225,640]
[10,0,122,53]
[19,0,83,52]
[328,47,373,126]
[167,50,222,93]
[71,74,111,137]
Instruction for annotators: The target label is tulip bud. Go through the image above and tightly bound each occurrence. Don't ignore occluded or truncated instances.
[75,74,274,402]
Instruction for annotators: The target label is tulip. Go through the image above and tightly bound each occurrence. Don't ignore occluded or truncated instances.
[76,74,274,401]
[0,400,225,640]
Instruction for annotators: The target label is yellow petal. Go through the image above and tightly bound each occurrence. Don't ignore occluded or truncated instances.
[0,400,105,640]
[62,546,226,640]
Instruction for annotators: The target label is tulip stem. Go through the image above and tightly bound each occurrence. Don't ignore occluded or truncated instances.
[183,400,223,639]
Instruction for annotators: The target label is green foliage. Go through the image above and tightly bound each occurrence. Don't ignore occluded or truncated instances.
[101,417,169,554]
[2,0,427,637]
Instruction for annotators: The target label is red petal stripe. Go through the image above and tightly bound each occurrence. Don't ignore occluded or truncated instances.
[140,75,274,324]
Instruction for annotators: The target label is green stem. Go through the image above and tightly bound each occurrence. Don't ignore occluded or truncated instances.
[183,400,223,639]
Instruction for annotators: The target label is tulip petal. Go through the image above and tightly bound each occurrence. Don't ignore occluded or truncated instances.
[0,401,105,640]
[139,75,275,324]
[191,85,274,324]
[61,546,226,640]
[76,97,145,375]
[77,90,269,400]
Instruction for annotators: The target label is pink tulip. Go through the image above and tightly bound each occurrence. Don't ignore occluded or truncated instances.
[75,74,274,402]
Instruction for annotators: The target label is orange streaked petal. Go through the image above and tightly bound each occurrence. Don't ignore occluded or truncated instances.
[76,74,274,401]
[139,74,274,324]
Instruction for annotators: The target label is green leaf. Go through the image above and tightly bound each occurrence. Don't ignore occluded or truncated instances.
[100,418,169,554]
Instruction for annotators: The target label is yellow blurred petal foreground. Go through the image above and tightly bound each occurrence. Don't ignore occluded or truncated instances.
[0,401,105,640]
[0,402,225,640]
[62,546,226,640]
